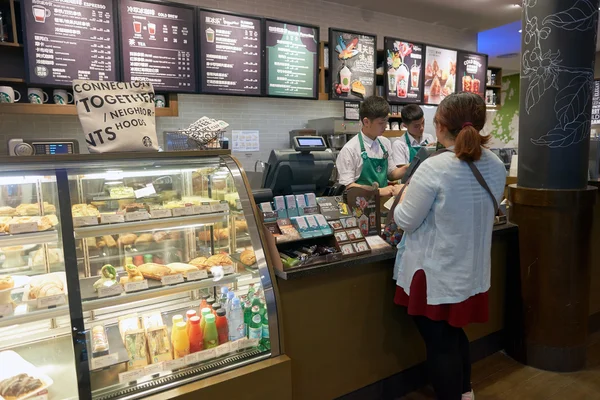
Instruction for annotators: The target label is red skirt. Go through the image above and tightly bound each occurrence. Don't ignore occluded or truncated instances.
[394,269,489,328]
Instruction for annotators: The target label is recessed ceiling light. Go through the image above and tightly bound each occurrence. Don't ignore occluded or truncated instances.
[512,3,521,7]
[518,29,522,33]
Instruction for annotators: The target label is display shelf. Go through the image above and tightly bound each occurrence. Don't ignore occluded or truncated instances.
[0,77,24,83]
[81,273,240,311]
[0,42,22,47]
[73,213,229,238]
[486,85,502,89]
[0,304,69,329]
[0,230,59,247]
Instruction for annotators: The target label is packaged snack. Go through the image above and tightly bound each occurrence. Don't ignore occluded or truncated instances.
[118,314,141,341]
[304,215,321,237]
[347,228,364,241]
[335,231,349,243]
[273,196,287,219]
[124,329,149,370]
[291,216,311,238]
[142,312,164,331]
[341,243,355,255]
[353,241,370,253]
[314,214,333,235]
[285,195,298,218]
[146,326,172,364]
[305,193,317,207]
[91,325,110,356]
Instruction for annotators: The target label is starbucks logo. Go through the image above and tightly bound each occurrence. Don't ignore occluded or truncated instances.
[54,95,65,105]
[0,93,11,103]
[29,94,42,104]
[142,136,153,147]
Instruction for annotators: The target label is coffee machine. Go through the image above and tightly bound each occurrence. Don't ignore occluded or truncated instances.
[306,117,361,151]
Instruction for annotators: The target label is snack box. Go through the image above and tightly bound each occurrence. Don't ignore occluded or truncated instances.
[146,326,172,364]
[291,216,311,238]
[285,195,298,218]
[273,196,287,219]
[304,215,322,237]
[295,195,307,216]
[315,214,333,236]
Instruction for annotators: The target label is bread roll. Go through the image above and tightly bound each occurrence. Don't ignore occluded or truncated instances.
[138,263,173,280]
[152,231,169,243]
[135,233,154,244]
[235,220,248,232]
[72,203,99,217]
[0,206,16,216]
[29,274,64,299]
[118,233,138,246]
[240,249,256,266]
[42,202,56,214]
[102,235,117,248]
[197,230,214,242]
[167,263,199,277]
[205,254,233,267]
[0,276,14,291]
[215,228,229,240]
[16,203,40,216]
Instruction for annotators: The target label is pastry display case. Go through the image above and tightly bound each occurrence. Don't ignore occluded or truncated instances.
[0,151,280,400]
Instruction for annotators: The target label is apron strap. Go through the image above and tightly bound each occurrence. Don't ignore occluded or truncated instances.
[376,138,388,159]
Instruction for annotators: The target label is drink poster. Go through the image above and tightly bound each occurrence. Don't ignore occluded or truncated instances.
[199,10,261,95]
[423,46,457,105]
[456,51,487,99]
[593,80,600,125]
[119,0,196,92]
[329,28,376,101]
[22,0,117,86]
[384,37,423,104]
[265,19,319,99]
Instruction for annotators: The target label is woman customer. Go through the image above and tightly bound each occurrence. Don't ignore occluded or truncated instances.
[392,92,506,400]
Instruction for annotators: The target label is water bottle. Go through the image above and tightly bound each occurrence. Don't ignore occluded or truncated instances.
[225,291,235,316]
[219,286,229,304]
[228,298,245,341]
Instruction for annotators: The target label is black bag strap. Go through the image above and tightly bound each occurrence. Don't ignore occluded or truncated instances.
[467,162,500,215]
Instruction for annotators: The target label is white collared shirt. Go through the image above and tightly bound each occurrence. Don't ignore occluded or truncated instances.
[336,132,397,186]
[392,132,436,165]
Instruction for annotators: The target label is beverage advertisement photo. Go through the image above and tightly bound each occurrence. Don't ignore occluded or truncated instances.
[424,46,457,105]
[384,37,424,104]
[456,51,488,100]
[329,28,376,101]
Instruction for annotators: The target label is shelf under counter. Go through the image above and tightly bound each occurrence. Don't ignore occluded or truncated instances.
[0,230,59,247]
[0,305,69,329]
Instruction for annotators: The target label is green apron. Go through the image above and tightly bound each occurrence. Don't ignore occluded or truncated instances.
[405,133,428,162]
[355,133,389,188]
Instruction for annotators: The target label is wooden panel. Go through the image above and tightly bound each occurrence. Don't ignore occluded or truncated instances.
[0,98,180,116]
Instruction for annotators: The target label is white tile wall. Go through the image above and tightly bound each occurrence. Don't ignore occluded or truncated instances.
[0,0,477,171]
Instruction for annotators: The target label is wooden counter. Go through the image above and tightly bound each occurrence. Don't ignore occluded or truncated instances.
[276,224,518,400]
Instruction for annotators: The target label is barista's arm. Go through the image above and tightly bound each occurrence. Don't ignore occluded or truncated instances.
[346,182,395,197]
[388,165,408,182]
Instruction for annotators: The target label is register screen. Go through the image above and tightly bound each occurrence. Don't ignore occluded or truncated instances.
[297,137,325,147]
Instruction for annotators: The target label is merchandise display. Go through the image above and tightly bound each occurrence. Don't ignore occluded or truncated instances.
[0,153,278,399]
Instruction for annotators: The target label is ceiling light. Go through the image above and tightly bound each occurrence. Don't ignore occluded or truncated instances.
[512,3,522,7]
[518,29,522,33]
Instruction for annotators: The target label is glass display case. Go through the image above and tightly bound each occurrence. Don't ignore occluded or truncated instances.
[0,151,279,400]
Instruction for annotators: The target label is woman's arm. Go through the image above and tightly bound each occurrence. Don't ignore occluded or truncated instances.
[394,162,439,233]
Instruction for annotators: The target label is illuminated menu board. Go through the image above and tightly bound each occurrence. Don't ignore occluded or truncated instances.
[119,0,196,92]
[384,37,424,104]
[456,51,488,99]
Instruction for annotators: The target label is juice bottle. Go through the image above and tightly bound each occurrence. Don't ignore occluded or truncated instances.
[243,300,253,337]
[248,306,262,340]
[188,316,203,353]
[199,294,210,312]
[171,314,184,349]
[207,297,216,310]
[212,303,222,316]
[199,307,212,333]
[215,308,229,344]
[228,298,245,341]
[203,314,218,349]
[185,310,197,336]
[172,321,190,359]
[261,311,270,350]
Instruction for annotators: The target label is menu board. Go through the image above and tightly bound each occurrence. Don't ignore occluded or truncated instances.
[423,46,457,105]
[22,0,117,86]
[456,51,487,99]
[329,28,376,101]
[384,37,423,104]
[265,19,319,99]
[199,10,261,95]
[119,0,196,92]
[592,80,600,125]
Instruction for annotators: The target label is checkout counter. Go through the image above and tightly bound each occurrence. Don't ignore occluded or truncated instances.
[251,138,520,399]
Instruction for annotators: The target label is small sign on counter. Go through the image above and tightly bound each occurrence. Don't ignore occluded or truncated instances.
[8,222,39,234]
[163,358,186,372]
[215,342,231,357]
[150,209,172,219]
[144,362,164,376]
[222,265,235,275]
[161,274,184,286]
[118,368,146,384]
[211,201,230,213]
[192,204,212,214]
[97,284,124,298]
[186,270,208,281]
[91,353,119,370]
[73,216,99,228]
[172,207,194,217]
[100,214,125,224]
[184,352,199,366]
[125,211,150,222]
[124,280,149,293]
[0,303,14,317]
[196,348,217,362]
[36,294,66,309]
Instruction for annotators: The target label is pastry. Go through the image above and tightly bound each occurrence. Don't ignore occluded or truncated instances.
[351,80,366,96]
[120,264,144,284]
[109,186,135,199]
[166,263,199,277]
[152,231,169,243]
[188,257,208,267]
[29,274,64,299]
[42,202,56,214]
[122,203,147,213]
[168,231,181,240]
[197,230,215,242]
[16,204,39,216]
[118,233,138,246]
[135,234,154,245]
[0,373,44,399]
[102,235,117,248]
[93,264,118,291]
[96,237,106,248]
[72,204,99,217]
[215,228,229,240]
[31,248,63,266]
[137,263,173,280]
[240,249,256,266]
[430,76,442,96]
[0,206,16,216]
[235,220,248,232]
[205,254,233,267]
[0,275,14,291]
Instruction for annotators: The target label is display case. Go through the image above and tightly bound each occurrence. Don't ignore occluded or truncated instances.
[0,151,280,400]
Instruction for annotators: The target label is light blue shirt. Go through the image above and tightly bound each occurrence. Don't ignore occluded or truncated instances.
[393,148,506,305]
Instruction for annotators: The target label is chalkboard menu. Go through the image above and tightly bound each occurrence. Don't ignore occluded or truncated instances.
[593,80,600,125]
[119,0,196,92]
[329,28,376,101]
[456,51,488,99]
[22,0,117,86]
[265,19,319,99]
[199,10,261,95]
[423,46,457,105]
[384,37,424,104]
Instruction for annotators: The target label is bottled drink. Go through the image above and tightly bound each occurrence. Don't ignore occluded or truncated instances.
[215,308,229,344]
[247,283,255,301]
[199,294,210,313]
[225,291,235,316]
[188,316,203,353]
[171,314,184,350]
[243,300,253,336]
[212,302,222,316]
[248,306,262,340]
[172,322,190,359]
[207,297,216,310]
[251,295,261,310]
[203,314,218,349]
[261,312,270,350]
[228,298,245,341]
[185,310,197,336]
[199,307,212,333]
[219,286,229,304]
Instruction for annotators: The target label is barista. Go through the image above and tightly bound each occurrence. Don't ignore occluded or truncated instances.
[336,96,404,197]
[392,104,436,165]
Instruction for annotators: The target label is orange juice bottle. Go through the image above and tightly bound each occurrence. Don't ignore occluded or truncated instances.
[170,314,184,351]
[188,316,203,353]
[172,321,190,359]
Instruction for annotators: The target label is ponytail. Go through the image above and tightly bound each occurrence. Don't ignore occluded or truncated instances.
[454,125,490,162]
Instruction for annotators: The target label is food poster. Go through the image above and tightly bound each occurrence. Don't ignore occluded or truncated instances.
[456,52,487,99]
[384,38,423,104]
[423,46,457,105]
[329,29,376,101]
[345,187,380,237]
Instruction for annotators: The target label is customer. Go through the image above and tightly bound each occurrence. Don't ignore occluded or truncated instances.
[392,92,506,400]
[392,104,435,165]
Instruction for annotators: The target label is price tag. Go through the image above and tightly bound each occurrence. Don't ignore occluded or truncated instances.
[150,209,172,219]
[186,270,208,281]
[100,214,125,224]
[144,362,164,376]
[163,358,186,372]
[222,265,235,275]
[125,211,150,222]
[229,339,241,352]
[184,352,199,365]
[172,207,194,217]
[196,348,217,362]
[37,294,65,309]
[124,280,149,293]
[135,184,156,199]
[246,338,260,348]
[8,222,39,234]
[161,274,184,286]
[211,201,230,212]
[91,353,119,370]
[0,303,14,317]
[118,368,145,383]
[98,284,123,298]
[235,199,242,210]
[215,343,231,357]
[193,204,212,214]
[28,391,48,400]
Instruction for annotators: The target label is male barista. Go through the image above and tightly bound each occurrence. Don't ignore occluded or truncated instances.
[392,104,435,165]
[336,96,404,197]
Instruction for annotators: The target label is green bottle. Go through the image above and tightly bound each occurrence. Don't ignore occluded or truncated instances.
[261,312,270,350]
[248,306,262,340]
[203,314,218,349]
[199,307,212,333]
[243,301,253,336]
[258,298,267,317]
[247,283,255,301]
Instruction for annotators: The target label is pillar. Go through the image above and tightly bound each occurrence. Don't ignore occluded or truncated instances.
[507,0,599,371]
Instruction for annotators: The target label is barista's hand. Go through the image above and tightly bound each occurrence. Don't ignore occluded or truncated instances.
[391,184,404,196]
[378,186,393,197]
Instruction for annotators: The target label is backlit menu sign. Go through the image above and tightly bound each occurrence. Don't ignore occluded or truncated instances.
[384,37,424,104]
[23,0,117,86]
[199,10,261,95]
[423,45,457,105]
[265,19,319,99]
[456,51,488,99]
[119,0,196,92]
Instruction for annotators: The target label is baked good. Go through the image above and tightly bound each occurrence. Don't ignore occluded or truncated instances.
[42,202,56,214]
[215,228,229,240]
[120,264,144,284]
[240,250,256,266]
[16,203,39,216]
[135,234,154,245]
[31,248,63,266]
[118,233,138,246]
[166,263,199,277]
[152,231,169,243]
[197,230,215,242]
[0,276,14,291]
[168,231,181,240]
[188,257,207,267]
[351,80,366,96]
[102,235,117,248]
[205,254,233,267]
[110,186,135,199]
[235,220,248,232]
[137,263,173,280]
[0,373,44,400]
[0,206,16,216]
[92,325,109,353]
[72,204,99,217]
[29,274,64,299]
[93,264,118,291]
[37,216,55,231]
[430,76,442,96]
[122,203,147,213]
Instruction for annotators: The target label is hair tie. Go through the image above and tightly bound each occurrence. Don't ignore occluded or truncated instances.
[462,122,473,129]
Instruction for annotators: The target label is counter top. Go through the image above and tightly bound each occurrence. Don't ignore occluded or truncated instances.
[274,222,518,281]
